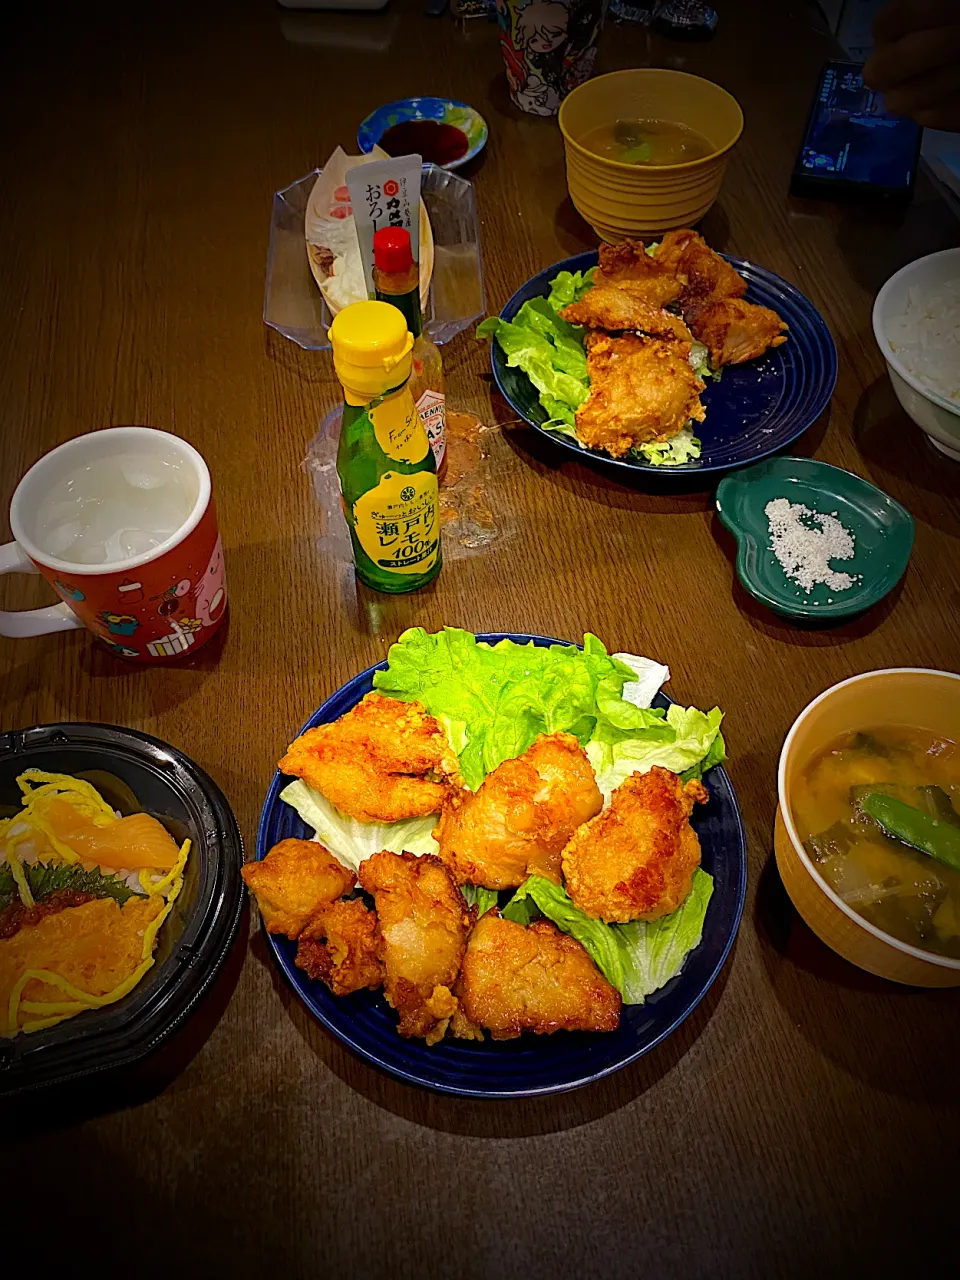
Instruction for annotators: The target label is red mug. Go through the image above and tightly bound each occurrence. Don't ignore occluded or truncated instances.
[0,427,227,662]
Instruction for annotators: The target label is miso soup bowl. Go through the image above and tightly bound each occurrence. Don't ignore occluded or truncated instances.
[558,69,743,242]
[775,668,960,986]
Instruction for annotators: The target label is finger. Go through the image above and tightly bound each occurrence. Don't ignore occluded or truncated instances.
[865,24,960,91]
[884,61,960,115]
[874,0,960,43]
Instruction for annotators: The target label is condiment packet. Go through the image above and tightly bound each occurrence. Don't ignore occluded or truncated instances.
[305,145,391,312]
[345,154,422,298]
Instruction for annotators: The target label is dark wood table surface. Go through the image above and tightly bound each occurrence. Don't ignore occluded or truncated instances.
[2,0,959,1273]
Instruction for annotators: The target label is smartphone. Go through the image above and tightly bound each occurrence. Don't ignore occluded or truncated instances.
[790,60,922,203]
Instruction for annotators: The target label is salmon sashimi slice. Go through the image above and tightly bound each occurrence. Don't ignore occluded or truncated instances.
[42,799,181,870]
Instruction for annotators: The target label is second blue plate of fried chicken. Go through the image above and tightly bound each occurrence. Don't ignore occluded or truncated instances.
[250,631,746,1098]
[486,236,837,476]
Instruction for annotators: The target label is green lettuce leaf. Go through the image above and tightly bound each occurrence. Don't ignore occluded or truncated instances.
[503,870,714,1004]
[476,314,589,423]
[633,425,702,467]
[462,884,499,917]
[280,779,439,873]
[373,628,636,790]
[587,704,725,799]
[545,267,596,310]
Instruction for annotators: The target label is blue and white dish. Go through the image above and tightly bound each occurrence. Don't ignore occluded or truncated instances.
[357,96,488,171]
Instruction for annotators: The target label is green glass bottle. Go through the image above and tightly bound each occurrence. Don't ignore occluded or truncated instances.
[329,300,441,594]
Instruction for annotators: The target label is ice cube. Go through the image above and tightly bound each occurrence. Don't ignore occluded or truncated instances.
[44,520,83,556]
[120,457,172,490]
[103,529,126,563]
[119,528,162,558]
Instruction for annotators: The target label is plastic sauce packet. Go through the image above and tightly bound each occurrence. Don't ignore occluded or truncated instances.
[346,154,422,298]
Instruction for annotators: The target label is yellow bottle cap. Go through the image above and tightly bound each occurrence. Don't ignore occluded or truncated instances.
[329,300,414,398]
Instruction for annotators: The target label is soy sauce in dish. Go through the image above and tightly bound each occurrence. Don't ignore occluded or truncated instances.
[378,119,469,167]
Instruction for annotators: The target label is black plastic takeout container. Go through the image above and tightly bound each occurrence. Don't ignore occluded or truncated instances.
[0,723,244,1095]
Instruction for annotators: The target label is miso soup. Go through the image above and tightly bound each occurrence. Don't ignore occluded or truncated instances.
[792,727,960,959]
[580,118,715,167]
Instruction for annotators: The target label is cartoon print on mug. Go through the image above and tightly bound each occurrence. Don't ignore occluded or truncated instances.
[194,535,226,627]
[99,611,139,637]
[105,642,140,659]
[53,580,85,602]
[116,577,144,606]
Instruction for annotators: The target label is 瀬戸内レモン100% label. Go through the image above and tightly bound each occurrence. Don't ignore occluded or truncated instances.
[352,470,439,573]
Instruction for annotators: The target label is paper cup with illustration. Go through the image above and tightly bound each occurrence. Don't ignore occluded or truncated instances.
[0,426,227,663]
[496,0,607,117]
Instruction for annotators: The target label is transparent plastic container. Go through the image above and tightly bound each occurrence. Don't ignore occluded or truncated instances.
[264,163,485,351]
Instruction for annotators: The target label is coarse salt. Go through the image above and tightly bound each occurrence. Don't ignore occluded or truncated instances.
[764,497,860,595]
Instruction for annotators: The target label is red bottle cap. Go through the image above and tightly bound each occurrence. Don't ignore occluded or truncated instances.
[373,226,414,273]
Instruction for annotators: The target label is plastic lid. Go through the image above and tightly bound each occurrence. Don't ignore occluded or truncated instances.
[329,300,413,397]
[374,226,414,274]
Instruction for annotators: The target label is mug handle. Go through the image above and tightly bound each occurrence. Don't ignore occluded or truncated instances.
[0,542,84,637]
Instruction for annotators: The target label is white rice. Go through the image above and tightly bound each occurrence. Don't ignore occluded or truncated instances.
[885,280,960,406]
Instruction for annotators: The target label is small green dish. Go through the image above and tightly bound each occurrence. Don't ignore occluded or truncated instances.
[715,456,914,622]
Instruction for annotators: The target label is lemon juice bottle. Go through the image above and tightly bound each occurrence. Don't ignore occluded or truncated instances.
[330,300,441,593]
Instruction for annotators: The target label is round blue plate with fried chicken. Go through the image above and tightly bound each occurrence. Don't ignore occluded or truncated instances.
[486,238,837,477]
[253,633,746,1099]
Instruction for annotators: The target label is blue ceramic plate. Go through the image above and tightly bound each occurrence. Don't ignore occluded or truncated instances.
[256,634,747,1098]
[490,251,837,476]
[357,96,488,171]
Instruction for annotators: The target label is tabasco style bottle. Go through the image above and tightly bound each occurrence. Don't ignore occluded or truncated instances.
[372,225,446,472]
[329,300,441,593]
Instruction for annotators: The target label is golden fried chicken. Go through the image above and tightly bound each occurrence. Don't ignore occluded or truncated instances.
[357,850,473,1044]
[562,766,709,923]
[278,693,461,824]
[594,239,683,309]
[456,914,621,1039]
[560,287,693,342]
[435,732,602,889]
[295,898,384,996]
[575,333,706,458]
[686,296,788,366]
[654,230,747,308]
[241,839,355,939]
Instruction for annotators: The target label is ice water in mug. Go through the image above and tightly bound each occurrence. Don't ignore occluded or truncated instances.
[35,454,196,565]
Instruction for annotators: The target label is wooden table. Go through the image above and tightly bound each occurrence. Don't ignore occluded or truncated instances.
[2,0,958,1272]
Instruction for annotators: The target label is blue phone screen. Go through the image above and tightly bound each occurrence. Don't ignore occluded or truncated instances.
[801,63,921,190]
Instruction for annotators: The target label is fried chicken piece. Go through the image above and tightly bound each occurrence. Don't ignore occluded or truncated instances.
[575,333,706,458]
[562,767,709,924]
[435,732,602,889]
[686,296,788,366]
[456,914,621,1040]
[357,850,472,1044]
[594,239,683,309]
[654,229,747,308]
[295,898,384,996]
[241,838,356,939]
[278,692,461,824]
[560,287,693,342]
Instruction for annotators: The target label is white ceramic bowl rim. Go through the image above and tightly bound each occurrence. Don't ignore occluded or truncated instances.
[872,247,960,419]
[558,69,744,174]
[778,667,960,971]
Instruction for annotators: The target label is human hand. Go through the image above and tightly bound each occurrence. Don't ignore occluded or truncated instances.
[864,0,960,130]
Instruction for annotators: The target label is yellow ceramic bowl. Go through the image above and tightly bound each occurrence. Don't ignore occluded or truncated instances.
[558,68,743,242]
[776,668,960,986]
